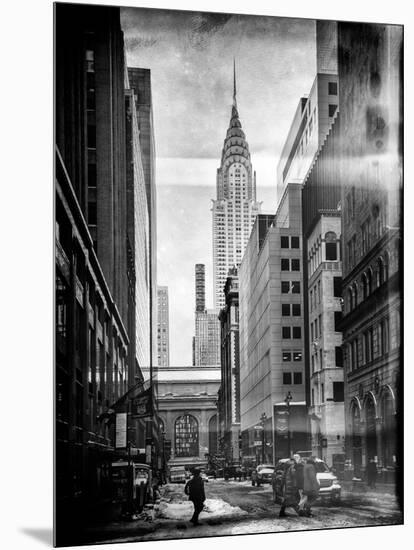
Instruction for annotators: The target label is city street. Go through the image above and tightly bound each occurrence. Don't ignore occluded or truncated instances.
[83,479,402,545]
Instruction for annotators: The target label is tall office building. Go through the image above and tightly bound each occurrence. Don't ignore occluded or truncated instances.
[193,264,220,366]
[157,286,170,367]
[128,68,158,378]
[212,62,261,310]
[195,263,206,312]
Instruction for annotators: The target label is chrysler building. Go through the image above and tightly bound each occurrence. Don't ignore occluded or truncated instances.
[212,62,261,309]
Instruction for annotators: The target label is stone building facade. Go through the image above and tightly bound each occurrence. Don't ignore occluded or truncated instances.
[218,267,241,465]
[307,214,345,467]
[338,22,402,481]
[239,185,307,464]
[157,367,221,470]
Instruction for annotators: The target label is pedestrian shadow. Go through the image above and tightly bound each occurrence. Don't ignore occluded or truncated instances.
[20,528,53,546]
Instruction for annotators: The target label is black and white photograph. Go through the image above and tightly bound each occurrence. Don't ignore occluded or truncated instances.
[52,1,404,546]
[4,0,410,548]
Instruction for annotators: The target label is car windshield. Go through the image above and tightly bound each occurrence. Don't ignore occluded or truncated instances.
[314,461,330,473]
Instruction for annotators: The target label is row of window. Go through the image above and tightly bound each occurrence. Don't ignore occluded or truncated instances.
[281,236,300,249]
[282,351,302,362]
[283,372,303,385]
[311,381,344,405]
[282,303,301,316]
[346,253,390,312]
[347,317,390,371]
[281,258,300,271]
[282,326,302,339]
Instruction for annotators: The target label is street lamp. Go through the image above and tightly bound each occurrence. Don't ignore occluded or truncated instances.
[285,391,292,457]
[260,412,267,463]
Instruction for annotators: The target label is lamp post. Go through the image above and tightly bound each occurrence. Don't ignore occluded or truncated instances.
[285,391,292,457]
[260,412,267,463]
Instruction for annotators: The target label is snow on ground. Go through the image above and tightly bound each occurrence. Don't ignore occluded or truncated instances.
[158,498,247,520]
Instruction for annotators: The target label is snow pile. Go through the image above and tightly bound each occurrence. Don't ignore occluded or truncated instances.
[157,498,247,520]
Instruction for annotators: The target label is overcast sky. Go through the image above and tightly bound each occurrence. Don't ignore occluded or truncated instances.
[121,7,316,365]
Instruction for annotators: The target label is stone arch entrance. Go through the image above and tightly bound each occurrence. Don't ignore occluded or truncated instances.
[350,400,362,477]
[381,387,396,467]
[365,394,377,461]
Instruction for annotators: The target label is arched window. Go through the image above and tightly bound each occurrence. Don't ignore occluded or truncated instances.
[347,288,353,312]
[383,251,389,282]
[175,414,199,457]
[325,231,338,261]
[367,268,373,295]
[377,257,384,287]
[353,282,358,308]
[362,273,368,300]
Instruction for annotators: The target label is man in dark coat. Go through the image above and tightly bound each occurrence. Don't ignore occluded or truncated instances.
[279,459,300,517]
[185,469,206,525]
[300,458,320,516]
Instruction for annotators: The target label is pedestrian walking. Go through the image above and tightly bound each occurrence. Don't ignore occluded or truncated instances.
[366,458,378,489]
[184,469,206,525]
[293,453,305,512]
[300,458,320,517]
[279,459,300,517]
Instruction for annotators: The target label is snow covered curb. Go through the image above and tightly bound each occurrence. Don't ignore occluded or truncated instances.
[157,498,248,521]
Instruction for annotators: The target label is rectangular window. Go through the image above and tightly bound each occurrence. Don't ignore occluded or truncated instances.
[293,327,301,339]
[291,236,300,248]
[311,322,314,341]
[293,352,302,361]
[88,163,97,188]
[329,104,337,117]
[283,372,292,385]
[282,327,291,339]
[281,258,290,271]
[319,314,322,336]
[335,346,343,367]
[88,201,97,225]
[282,304,291,316]
[334,311,342,332]
[311,355,315,373]
[281,281,290,293]
[292,304,301,316]
[333,382,344,402]
[292,281,300,294]
[333,277,342,297]
[293,372,303,385]
[283,351,292,362]
[312,388,315,405]
[325,242,337,261]
[328,82,338,95]
[281,236,289,248]
[321,383,325,403]
[291,259,300,271]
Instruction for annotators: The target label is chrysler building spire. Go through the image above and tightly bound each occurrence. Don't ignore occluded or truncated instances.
[211,61,261,309]
[233,57,237,109]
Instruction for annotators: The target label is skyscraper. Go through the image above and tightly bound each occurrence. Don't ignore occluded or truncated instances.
[212,62,261,310]
[157,286,170,367]
[193,264,220,366]
[195,263,206,312]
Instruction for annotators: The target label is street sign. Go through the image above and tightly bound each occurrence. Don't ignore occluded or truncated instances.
[115,412,127,448]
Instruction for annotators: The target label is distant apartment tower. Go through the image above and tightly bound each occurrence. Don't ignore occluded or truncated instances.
[193,264,220,366]
[195,264,206,312]
[157,286,170,367]
[212,63,261,310]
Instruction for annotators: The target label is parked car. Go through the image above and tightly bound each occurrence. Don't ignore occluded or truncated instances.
[169,466,187,483]
[251,463,275,486]
[271,458,341,503]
